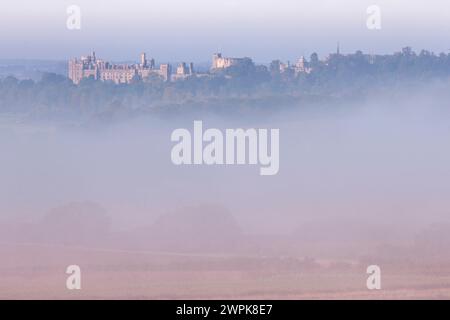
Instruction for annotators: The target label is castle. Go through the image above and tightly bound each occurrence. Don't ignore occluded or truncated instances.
[68,52,194,84]
[68,51,311,85]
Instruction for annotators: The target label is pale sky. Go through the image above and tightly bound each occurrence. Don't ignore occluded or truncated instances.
[0,0,449,62]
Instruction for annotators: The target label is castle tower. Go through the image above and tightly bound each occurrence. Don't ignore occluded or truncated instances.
[140,52,147,68]
[160,64,172,82]
[212,53,222,69]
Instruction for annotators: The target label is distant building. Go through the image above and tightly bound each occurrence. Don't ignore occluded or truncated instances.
[159,64,172,82]
[211,53,253,70]
[270,56,311,76]
[177,62,189,75]
[172,62,195,81]
[279,61,291,73]
[68,52,172,84]
[294,56,311,75]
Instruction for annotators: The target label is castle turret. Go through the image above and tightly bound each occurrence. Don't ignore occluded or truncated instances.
[140,52,147,68]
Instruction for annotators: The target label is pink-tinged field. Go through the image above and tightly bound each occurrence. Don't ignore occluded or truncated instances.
[1,243,450,300]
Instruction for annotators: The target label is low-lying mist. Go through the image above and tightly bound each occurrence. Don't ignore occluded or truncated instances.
[1,81,450,262]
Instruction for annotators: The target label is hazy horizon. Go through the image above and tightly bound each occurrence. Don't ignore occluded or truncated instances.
[1,0,449,61]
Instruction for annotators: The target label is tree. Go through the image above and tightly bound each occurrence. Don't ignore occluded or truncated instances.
[310,53,319,68]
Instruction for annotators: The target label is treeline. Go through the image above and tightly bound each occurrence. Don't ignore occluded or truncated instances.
[1,47,450,117]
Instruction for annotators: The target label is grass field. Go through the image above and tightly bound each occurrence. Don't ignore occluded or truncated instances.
[1,243,450,299]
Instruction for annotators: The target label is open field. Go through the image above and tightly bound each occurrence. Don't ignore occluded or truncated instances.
[1,243,450,299]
